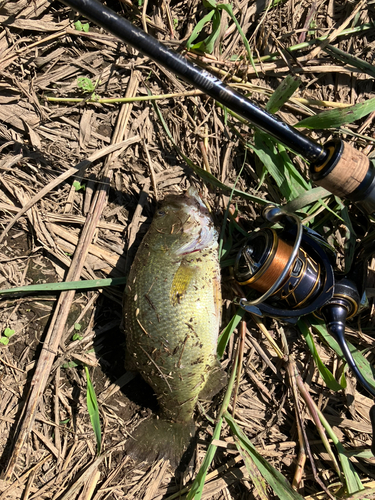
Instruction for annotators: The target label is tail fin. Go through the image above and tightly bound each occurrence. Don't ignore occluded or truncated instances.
[126,417,195,468]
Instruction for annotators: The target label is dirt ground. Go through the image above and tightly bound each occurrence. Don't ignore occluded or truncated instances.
[0,0,375,498]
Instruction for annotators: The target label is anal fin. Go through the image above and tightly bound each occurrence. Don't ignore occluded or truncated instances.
[199,359,227,401]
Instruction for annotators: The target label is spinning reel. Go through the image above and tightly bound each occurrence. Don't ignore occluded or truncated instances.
[234,206,374,400]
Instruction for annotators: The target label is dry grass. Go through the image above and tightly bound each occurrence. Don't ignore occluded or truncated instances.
[0,0,375,498]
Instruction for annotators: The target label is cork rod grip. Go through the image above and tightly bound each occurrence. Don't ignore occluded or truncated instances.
[315,142,370,197]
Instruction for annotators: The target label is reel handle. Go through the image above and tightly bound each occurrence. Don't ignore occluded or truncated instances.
[235,211,375,408]
[319,278,375,399]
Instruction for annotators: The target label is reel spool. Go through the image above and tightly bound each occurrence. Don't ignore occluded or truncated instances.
[235,228,323,310]
[234,206,335,322]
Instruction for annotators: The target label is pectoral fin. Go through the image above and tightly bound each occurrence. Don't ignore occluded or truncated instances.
[170,262,197,306]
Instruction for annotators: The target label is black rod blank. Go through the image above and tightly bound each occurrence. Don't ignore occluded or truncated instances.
[59,0,327,163]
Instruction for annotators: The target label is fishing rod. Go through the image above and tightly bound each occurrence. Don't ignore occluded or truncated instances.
[59,0,375,214]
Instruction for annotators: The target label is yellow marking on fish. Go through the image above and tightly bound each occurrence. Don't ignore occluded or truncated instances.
[169,262,197,306]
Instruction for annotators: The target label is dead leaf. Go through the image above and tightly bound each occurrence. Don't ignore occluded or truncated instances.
[79,109,94,149]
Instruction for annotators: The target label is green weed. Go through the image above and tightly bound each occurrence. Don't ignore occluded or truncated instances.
[84,366,102,455]
[77,76,100,100]
[73,180,85,192]
[186,0,256,72]
[296,97,375,129]
[72,323,83,341]
[0,328,15,346]
[74,20,90,32]
[0,277,127,295]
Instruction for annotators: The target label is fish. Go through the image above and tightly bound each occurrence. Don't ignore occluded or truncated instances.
[124,187,226,467]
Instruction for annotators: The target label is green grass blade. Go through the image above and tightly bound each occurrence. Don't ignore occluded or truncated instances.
[228,211,252,237]
[219,220,233,261]
[267,0,287,8]
[315,408,364,494]
[304,200,324,219]
[203,0,217,8]
[84,366,102,455]
[266,75,301,114]
[304,199,344,224]
[277,142,310,191]
[190,161,269,204]
[0,277,127,295]
[283,187,331,212]
[225,413,305,500]
[218,153,247,261]
[187,345,239,500]
[217,308,246,358]
[222,94,313,203]
[324,44,375,79]
[192,10,221,53]
[311,320,375,392]
[309,203,345,231]
[298,319,345,391]
[343,449,374,459]
[219,258,235,268]
[255,23,374,63]
[253,132,308,200]
[253,132,289,195]
[237,446,269,500]
[297,373,363,493]
[217,3,256,73]
[295,97,375,129]
[186,9,216,49]
[186,418,223,500]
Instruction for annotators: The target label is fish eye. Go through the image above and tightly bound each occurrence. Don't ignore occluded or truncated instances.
[157,210,166,216]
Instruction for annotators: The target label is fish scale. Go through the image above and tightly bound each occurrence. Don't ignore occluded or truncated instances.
[124,187,225,466]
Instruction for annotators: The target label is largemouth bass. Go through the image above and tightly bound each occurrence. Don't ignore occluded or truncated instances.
[124,187,225,467]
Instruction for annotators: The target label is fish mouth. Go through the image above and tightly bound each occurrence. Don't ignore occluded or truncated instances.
[175,188,218,255]
[159,187,218,255]
[163,186,210,216]
[185,186,210,216]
